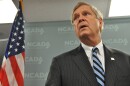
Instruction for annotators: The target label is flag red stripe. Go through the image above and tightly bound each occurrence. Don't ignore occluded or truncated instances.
[9,56,24,86]
[22,52,25,60]
[1,68,10,86]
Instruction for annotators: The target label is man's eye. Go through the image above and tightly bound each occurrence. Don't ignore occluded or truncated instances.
[83,12,88,16]
[73,15,79,21]
[74,16,77,20]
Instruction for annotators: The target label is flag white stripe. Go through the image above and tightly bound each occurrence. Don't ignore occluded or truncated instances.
[0,82,2,86]
[5,57,18,86]
[15,53,24,77]
[1,56,6,67]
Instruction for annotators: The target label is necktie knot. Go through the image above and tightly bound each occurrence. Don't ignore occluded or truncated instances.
[92,47,98,53]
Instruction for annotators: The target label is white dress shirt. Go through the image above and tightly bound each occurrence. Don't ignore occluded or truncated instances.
[81,41,105,71]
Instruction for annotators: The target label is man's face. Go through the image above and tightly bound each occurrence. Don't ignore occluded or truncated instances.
[73,5,103,40]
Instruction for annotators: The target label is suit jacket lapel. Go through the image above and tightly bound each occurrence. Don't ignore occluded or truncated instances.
[104,45,117,86]
[72,45,98,86]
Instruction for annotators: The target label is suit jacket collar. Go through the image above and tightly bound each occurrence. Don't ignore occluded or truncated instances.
[71,44,117,86]
[103,45,117,86]
[72,45,98,86]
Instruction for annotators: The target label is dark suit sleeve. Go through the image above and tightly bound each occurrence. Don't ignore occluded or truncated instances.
[129,56,130,64]
[45,58,61,86]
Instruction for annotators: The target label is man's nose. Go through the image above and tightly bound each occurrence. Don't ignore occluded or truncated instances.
[79,15,86,23]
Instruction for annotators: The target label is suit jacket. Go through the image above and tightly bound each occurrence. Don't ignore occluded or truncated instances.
[45,45,130,86]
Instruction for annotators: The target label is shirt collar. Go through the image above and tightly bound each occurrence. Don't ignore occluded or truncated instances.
[81,41,103,55]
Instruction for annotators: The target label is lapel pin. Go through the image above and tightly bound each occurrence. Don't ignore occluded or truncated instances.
[111,57,115,61]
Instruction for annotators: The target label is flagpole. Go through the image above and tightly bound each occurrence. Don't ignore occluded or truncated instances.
[20,0,24,11]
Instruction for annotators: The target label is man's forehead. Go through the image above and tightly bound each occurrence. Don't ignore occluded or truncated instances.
[73,5,92,14]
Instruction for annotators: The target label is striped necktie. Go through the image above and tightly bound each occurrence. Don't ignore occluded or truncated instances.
[92,47,105,86]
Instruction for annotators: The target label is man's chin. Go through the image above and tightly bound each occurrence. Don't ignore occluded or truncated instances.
[80,32,89,37]
[79,33,89,39]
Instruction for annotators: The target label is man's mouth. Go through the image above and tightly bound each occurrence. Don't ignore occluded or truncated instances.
[79,25,88,29]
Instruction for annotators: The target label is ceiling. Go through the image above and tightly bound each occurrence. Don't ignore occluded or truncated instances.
[22,0,111,22]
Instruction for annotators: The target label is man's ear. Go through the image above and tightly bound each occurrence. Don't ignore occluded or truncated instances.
[98,18,104,32]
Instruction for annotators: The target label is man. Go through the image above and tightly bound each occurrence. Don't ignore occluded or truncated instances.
[45,2,130,86]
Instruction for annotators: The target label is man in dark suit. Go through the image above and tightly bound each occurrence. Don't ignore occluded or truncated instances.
[45,2,130,86]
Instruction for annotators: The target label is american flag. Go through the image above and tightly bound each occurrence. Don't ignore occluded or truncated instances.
[0,0,25,86]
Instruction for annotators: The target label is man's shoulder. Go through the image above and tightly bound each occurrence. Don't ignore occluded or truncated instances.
[109,47,130,57]
[54,46,80,60]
